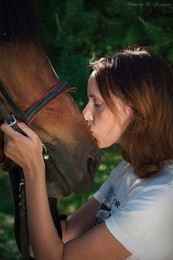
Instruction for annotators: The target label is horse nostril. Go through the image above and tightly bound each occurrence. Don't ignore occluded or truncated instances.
[87,153,100,175]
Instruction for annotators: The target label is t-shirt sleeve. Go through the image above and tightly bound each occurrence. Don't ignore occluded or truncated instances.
[105,185,173,260]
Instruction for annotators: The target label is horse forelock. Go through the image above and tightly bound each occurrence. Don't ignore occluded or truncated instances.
[0,0,43,44]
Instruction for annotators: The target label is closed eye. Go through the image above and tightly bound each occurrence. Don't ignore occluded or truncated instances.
[94,103,101,107]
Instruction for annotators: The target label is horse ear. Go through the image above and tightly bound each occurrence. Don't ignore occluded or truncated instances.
[0,0,44,43]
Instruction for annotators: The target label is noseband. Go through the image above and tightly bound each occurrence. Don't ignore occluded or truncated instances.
[0,80,70,260]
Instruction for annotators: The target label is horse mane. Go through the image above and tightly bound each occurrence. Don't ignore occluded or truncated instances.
[0,0,43,43]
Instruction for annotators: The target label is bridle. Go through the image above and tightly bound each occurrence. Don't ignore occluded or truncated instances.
[0,80,70,260]
[0,80,70,167]
[0,80,70,125]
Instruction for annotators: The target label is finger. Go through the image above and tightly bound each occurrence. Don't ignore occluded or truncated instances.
[3,134,13,156]
[0,121,36,140]
[3,134,8,145]
[0,123,19,138]
[16,122,38,139]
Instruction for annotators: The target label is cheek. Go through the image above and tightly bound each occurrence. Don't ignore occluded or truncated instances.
[94,104,133,148]
[97,117,118,146]
[95,115,110,134]
[100,113,127,143]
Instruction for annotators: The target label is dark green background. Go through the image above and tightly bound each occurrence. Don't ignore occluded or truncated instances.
[0,0,172,258]
[36,0,173,108]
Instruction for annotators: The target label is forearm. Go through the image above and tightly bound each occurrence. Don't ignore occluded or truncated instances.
[62,198,100,243]
[24,164,64,260]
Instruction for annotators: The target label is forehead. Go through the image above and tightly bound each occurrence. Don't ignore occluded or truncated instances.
[87,72,102,99]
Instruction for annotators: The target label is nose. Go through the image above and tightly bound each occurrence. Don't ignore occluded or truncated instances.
[83,103,92,123]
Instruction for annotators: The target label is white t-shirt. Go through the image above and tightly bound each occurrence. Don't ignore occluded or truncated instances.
[93,160,173,260]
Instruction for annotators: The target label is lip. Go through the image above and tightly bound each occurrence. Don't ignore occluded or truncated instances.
[90,130,97,141]
[91,132,97,143]
[90,128,94,135]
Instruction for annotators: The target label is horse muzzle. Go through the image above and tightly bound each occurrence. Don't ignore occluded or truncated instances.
[43,143,100,198]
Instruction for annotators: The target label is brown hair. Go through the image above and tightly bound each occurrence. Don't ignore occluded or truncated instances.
[89,45,173,178]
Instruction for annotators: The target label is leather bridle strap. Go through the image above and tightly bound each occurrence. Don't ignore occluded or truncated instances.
[0,80,70,124]
[22,81,70,125]
[0,80,25,118]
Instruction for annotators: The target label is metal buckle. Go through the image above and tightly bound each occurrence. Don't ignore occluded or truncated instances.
[4,114,16,126]
[42,143,50,160]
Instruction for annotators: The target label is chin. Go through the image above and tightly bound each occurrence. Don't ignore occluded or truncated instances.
[95,138,111,149]
[100,145,108,149]
[100,142,115,149]
[98,143,106,149]
[97,139,106,149]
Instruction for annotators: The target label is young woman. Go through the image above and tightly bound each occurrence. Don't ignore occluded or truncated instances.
[1,46,173,260]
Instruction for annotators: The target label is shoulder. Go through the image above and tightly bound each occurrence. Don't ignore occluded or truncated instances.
[93,160,129,203]
[105,162,173,259]
[108,160,130,181]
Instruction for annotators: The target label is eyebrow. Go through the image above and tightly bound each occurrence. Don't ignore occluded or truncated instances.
[88,95,100,100]
[88,94,103,103]
[88,92,101,98]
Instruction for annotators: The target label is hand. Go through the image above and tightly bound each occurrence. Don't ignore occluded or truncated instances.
[0,122,44,172]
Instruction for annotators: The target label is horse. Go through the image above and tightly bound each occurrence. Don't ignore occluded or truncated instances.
[0,0,100,258]
[0,0,100,197]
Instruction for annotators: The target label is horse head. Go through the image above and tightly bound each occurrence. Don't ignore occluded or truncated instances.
[0,0,100,198]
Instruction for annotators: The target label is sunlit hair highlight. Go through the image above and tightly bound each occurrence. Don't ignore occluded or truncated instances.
[89,45,173,178]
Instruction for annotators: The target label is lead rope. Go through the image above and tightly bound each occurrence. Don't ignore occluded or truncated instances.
[0,98,33,259]
[18,167,33,260]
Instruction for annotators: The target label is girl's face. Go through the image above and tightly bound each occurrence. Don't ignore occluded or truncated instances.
[83,72,133,149]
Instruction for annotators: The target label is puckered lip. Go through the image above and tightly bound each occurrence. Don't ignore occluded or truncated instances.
[90,129,95,138]
[91,131,97,143]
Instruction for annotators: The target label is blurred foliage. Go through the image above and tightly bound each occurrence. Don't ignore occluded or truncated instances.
[35,0,173,108]
[0,170,20,259]
[0,0,173,258]
[0,212,21,260]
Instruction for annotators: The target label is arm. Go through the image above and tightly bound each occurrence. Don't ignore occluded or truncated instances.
[24,168,131,260]
[24,163,64,259]
[61,197,100,243]
[1,122,131,260]
[1,122,63,259]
